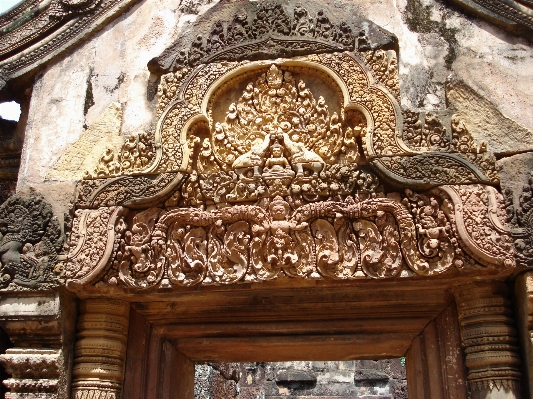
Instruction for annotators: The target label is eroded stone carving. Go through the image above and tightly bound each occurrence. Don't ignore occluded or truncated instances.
[507,171,533,266]
[451,0,533,36]
[0,348,61,398]
[85,130,155,179]
[439,185,515,269]
[150,2,381,73]
[0,190,64,289]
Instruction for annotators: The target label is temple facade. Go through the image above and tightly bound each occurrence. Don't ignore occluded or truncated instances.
[0,0,532,398]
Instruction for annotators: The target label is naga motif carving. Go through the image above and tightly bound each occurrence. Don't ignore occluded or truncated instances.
[65,184,515,289]
[0,190,65,289]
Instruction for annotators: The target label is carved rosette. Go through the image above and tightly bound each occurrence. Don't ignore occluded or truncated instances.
[71,299,129,399]
[455,283,522,396]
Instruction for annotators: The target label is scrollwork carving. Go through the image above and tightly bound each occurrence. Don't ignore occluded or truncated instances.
[66,206,127,285]
[66,182,517,289]
[437,185,515,269]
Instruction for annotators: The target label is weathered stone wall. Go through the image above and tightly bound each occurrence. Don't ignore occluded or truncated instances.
[15,0,533,218]
[195,360,407,399]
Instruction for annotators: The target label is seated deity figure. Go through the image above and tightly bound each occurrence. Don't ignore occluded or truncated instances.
[263,141,295,178]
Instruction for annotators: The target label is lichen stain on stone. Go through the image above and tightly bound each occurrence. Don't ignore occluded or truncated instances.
[47,102,123,181]
[83,68,95,116]
[404,0,459,69]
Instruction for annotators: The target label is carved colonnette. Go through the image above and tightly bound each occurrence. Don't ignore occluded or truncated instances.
[515,272,533,399]
[455,283,522,399]
[71,299,129,399]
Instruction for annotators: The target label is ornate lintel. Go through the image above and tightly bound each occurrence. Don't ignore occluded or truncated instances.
[65,183,515,290]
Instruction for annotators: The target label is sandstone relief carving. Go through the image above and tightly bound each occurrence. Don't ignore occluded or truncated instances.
[68,48,517,290]
[0,190,65,289]
[65,183,515,289]
[148,2,397,74]
[506,171,533,267]
[49,1,516,295]
[85,51,498,208]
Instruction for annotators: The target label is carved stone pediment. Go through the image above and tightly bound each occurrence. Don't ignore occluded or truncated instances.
[65,4,516,292]
[148,1,397,74]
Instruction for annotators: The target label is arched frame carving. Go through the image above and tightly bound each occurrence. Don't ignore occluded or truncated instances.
[68,49,514,291]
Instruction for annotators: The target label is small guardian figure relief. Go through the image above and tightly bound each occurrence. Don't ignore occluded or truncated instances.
[251,196,314,278]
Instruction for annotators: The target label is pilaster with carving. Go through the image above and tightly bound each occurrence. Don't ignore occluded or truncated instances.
[70,299,129,399]
[0,291,77,399]
[455,282,522,399]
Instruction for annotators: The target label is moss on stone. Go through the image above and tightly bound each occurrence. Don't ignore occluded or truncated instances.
[83,69,95,116]
[404,0,459,69]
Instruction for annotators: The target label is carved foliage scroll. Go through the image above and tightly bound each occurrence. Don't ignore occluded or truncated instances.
[66,185,515,289]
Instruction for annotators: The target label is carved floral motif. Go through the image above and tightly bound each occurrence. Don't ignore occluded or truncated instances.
[64,183,515,289]
[66,206,127,285]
